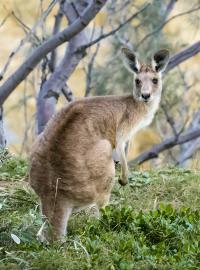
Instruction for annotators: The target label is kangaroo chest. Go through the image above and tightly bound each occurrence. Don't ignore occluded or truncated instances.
[120,99,160,144]
[134,104,158,133]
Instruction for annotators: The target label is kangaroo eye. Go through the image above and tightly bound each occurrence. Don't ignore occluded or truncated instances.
[152,78,158,84]
[135,79,141,86]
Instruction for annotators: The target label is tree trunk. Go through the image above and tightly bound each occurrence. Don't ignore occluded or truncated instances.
[0,107,6,147]
[0,0,107,106]
[36,0,89,134]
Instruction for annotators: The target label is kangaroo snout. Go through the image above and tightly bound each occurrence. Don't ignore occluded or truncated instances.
[141,93,151,101]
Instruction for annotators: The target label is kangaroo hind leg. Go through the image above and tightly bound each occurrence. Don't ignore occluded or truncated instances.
[38,192,72,243]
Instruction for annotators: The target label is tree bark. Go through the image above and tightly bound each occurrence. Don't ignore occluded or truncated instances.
[166,40,200,72]
[177,110,200,166]
[37,0,89,133]
[129,128,200,166]
[0,107,6,147]
[0,0,108,106]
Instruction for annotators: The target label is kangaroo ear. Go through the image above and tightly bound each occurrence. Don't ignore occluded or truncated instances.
[152,49,170,73]
[121,47,141,73]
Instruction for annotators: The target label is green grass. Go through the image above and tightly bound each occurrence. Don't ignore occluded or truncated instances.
[0,155,200,270]
[0,148,27,181]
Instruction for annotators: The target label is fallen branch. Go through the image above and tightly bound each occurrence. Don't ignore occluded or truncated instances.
[129,128,200,165]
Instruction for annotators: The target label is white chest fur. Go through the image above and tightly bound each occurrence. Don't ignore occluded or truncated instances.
[126,97,160,142]
[116,96,160,147]
[136,99,159,132]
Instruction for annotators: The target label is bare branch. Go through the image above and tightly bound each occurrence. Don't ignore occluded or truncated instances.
[177,66,192,92]
[48,9,63,72]
[177,138,200,166]
[166,40,200,72]
[42,0,90,90]
[85,42,101,97]
[36,0,91,133]
[20,79,32,155]
[129,128,200,166]
[0,13,11,28]
[0,0,107,106]
[0,0,57,81]
[177,110,200,165]
[12,11,34,35]
[136,5,200,49]
[84,25,103,97]
[165,0,178,19]
[0,107,6,147]
[76,3,150,53]
[61,84,74,102]
[161,104,178,137]
[40,0,90,101]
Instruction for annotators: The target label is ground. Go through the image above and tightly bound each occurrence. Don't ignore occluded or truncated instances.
[0,152,200,270]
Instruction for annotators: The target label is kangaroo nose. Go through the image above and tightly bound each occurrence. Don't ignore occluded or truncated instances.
[141,93,150,101]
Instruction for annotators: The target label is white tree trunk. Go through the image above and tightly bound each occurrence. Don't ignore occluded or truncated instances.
[0,107,6,147]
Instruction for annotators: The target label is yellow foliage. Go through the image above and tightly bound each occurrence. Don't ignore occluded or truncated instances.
[127,127,161,169]
[68,68,86,97]
[93,11,107,27]
[190,151,200,170]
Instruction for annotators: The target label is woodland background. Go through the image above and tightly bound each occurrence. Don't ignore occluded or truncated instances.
[0,0,200,169]
[0,1,200,269]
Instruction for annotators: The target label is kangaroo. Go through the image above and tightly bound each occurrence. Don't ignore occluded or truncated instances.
[29,47,169,242]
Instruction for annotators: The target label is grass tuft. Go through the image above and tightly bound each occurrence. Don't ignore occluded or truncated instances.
[0,149,27,182]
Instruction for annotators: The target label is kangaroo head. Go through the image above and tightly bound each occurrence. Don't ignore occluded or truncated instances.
[121,47,170,103]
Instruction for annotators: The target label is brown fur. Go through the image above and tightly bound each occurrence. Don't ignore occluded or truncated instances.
[29,48,169,242]
[29,95,153,240]
[139,64,155,73]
